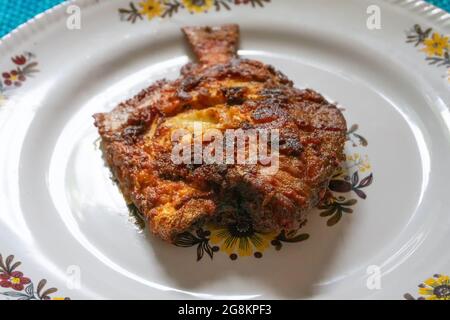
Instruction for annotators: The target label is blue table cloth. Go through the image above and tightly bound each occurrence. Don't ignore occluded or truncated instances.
[0,0,449,38]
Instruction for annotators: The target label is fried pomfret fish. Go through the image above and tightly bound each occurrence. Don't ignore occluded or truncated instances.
[94,24,347,242]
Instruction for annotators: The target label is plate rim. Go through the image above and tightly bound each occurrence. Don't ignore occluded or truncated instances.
[0,0,449,300]
[1,0,449,51]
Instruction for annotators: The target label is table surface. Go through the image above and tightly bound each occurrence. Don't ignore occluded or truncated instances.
[0,0,449,38]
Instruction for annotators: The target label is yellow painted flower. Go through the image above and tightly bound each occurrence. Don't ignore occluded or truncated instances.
[422,32,449,57]
[209,221,276,259]
[358,155,371,173]
[359,162,371,173]
[347,153,371,173]
[346,153,360,163]
[139,0,162,20]
[418,274,450,300]
[182,0,213,13]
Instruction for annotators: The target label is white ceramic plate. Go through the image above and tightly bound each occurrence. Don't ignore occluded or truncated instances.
[0,0,449,300]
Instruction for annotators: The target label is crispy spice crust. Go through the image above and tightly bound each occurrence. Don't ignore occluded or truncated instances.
[94,24,347,242]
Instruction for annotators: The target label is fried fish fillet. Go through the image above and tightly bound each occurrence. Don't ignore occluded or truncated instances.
[94,24,347,242]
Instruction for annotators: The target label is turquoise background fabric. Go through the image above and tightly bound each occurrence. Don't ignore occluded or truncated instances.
[0,0,449,37]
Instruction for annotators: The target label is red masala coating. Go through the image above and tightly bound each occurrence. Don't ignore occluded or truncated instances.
[94,24,347,242]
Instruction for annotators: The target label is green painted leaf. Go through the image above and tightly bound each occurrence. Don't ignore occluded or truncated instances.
[347,124,358,134]
[351,171,359,186]
[320,208,337,217]
[284,233,309,243]
[341,198,357,206]
[37,279,46,297]
[173,232,200,247]
[353,133,368,147]
[41,287,57,299]
[341,207,353,214]
[327,211,342,226]
[196,244,203,261]
[1,291,29,298]
[25,283,34,297]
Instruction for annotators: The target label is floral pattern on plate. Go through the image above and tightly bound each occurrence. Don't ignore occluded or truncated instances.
[173,124,373,260]
[319,125,373,227]
[404,274,450,300]
[0,52,39,107]
[119,0,271,23]
[406,24,450,82]
[0,254,69,300]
